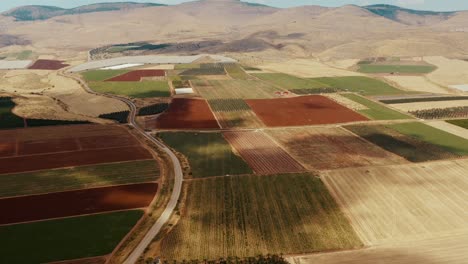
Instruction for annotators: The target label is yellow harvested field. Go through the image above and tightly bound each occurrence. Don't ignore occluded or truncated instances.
[141,64,175,70]
[324,93,369,111]
[0,70,51,92]
[322,159,468,245]
[326,59,361,69]
[424,56,468,87]
[426,121,468,140]
[383,76,451,94]
[287,232,468,264]
[391,100,468,112]
[258,59,362,78]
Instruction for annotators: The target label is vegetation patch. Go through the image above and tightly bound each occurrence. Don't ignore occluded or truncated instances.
[0,160,159,198]
[138,103,169,116]
[380,96,468,104]
[224,64,251,80]
[99,111,130,123]
[291,87,339,94]
[159,174,362,260]
[358,64,436,74]
[88,81,170,98]
[0,210,143,263]
[158,132,252,178]
[389,122,468,156]
[313,76,406,96]
[447,119,468,129]
[342,94,412,120]
[409,106,468,119]
[253,73,328,90]
[82,70,129,81]
[208,99,251,112]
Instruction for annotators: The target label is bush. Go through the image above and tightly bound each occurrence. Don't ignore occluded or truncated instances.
[99,111,130,123]
[138,103,169,116]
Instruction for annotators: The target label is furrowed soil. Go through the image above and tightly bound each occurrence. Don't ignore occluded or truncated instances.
[223,131,305,175]
[0,183,157,225]
[159,174,362,260]
[267,127,407,170]
[28,59,69,70]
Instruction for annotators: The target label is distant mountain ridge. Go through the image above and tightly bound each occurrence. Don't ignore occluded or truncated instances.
[364,4,456,25]
[3,2,167,21]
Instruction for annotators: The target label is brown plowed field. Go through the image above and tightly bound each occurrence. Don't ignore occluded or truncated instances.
[106,70,165,82]
[223,131,305,175]
[0,183,157,225]
[18,138,80,156]
[149,98,220,130]
[0,141,16,157]
[28,59,69,70]
[0,146,152,174]
[246,95,368,127]
[267,127,407,170]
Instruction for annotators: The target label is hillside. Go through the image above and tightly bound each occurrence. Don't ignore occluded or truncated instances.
[364,4,455,26]
[3,2,166,21]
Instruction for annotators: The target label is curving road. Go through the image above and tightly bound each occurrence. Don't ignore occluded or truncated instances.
[60,70,183,264]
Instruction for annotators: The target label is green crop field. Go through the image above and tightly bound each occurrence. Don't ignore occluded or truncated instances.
[158,132,252,178]
[0,160,159,198]
[253,73,327,90]
[193,79,282,99]
[312,76,406,96]
[160,174,362,260]
[208,99,251,112]
[389,122,468,156]
[88,81,170,98]
[358,64,436,74]
[81,70,129,81]
[342,94,412,120]
[345,124,459,162]
[225,64,251,80]
[447,119,468,129]
[0,210,143,264]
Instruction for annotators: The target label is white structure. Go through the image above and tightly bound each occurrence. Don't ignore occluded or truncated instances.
[0,60,32,70]
[69,54,237,72]
[175,88,194,95]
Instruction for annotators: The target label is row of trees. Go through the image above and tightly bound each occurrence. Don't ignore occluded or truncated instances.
[146,255,289,264]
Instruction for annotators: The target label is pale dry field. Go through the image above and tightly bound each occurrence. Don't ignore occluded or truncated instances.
[258,59,362,78]
[141,64,175,70]
[287,232,468,264]
[426,121,468,140]
[383,76,451,94]
[324,93,369,111]
[424,56,468,87]
[322,159,468,245]
[0,70,51,92]
[391,100,468,111]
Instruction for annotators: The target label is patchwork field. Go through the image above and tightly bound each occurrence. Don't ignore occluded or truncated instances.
[246,95,368,127]
[346,124,460,162]
[88,81,170,98]
[257,59,361,78]
[159,174,362,260]
[208,99,264,128]
[357,64,436,74]
[322,159,468,245]
[224,131,305,175]
[0,210,143,263]
[224,64,251,80]
[106,70,165,82]
[81,70,129,81]
[158,132,252,178]
[0,160,159,198]
[341,94,412,120]
[252,73,328,91]
[0,183,157,225]
[267,127,406,170]
[312,76,406,96]
[149,98,219,130]
[390,100,468,112]
[193,79,283,99]
[28,59,69,70]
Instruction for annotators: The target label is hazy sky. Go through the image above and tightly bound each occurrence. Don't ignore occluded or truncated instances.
[1,0,467,12]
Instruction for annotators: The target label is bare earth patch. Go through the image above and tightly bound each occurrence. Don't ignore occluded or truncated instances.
[258,59,362,78]
[383,75,451,94]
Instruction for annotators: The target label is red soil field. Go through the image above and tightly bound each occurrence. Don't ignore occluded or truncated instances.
[150,98,220,130]
[28,59,69,70]
[224,131,305,175]
[106,70,166,82]
[246,95,369,127]
[18,138,80,156]
[0,146,153,174]
[0,141,15,157]
[0,183,157,225]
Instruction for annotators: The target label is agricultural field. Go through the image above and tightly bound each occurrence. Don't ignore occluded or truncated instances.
[0,210,143,264]
[246,95,368,127]
[267,127,406,170]
[389,122,468,156]
[180,64,226,76]
[345,124,460,162]
[208,99,264,128]
[383,76,450,94]
[193,79,283,99]
[159,174,362,260]
[390,100,468,112]
[224,64,252,80]
[379,95,468,104]
[410,106,468,119]
[149,98,219,130]
[447,119,468,129]
[0,160,159,198]
[88,81,170,98]
[323,93,369,111]
[312,76,407,96]
[427,121,468,140]
[424,56,468,87]
[158,132,252,178]
[341,94,412,120]
[322,159,468,245]
[105,70,166,81]
[252,73,328,91]
[28,59,69,70]
[0,60,32,69]
[223,131,305,175]
[257,59,361,78]
[357,64,436,74]
[82,70,129,81]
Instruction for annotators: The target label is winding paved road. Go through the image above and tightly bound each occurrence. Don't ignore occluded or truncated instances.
[61,70,183,264]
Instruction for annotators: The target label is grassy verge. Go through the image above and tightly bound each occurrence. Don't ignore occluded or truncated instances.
[358,64,436,74]
[389,122,468,156]
[159,174,362,260]
[312,76,406,96]
[88,81,170,98]
[0,210,143,264]
[81,70,129,82]
[0,160,159,198]
[342,94,412,120]
[158,132,252,178]
[447,119,468,129]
